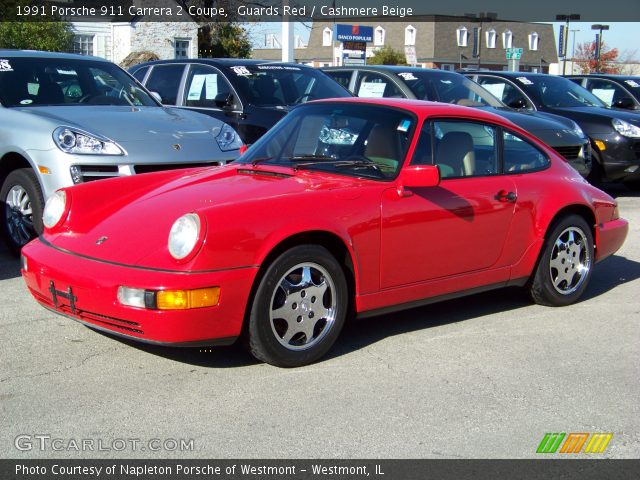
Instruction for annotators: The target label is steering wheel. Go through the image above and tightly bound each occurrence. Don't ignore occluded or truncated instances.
[294,92,318,104]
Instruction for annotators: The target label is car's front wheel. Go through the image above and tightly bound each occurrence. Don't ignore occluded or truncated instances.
[529,215,594,306]
[1,169,44,256]
[247,245,348,367]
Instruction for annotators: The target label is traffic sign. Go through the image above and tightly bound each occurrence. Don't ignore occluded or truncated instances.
[506,47,523,60]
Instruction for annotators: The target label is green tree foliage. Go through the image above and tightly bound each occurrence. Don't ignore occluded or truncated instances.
[198,23,252,58]
[367,46,407,66]
[0,22,73,52]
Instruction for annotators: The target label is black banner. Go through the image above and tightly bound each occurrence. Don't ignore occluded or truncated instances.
[2,459,640,480]
[1,0,640,22]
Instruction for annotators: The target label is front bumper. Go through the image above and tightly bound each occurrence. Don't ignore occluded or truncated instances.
[21,239,258,345]
[592,134,640,181]
[595,218,629,263]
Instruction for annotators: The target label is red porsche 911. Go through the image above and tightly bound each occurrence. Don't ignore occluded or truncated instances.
[21,98,628,367]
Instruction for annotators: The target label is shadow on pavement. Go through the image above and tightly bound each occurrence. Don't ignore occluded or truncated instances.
[0,244,20,281]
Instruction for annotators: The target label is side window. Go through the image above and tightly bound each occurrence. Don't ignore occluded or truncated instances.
[131,66,149,83]
[325,70,353,91]
[356,72,404,98]
[476,77,531,109]
[586,79,633,108]
[410,121,432,166]
[183,65,234,108]
[503,130,549,173]
[432,121,498,178]
[144,64,185,105]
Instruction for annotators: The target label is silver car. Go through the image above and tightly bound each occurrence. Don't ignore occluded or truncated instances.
[0,50,243,254]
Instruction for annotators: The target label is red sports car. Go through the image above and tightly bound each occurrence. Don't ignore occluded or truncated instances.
[21,98,628,367]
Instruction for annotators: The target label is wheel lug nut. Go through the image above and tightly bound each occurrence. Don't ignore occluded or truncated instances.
[309,312,314,318]
[292,303,297,309]
[311,296,316,303]
[297,316,302,323]
[300,290,306,298]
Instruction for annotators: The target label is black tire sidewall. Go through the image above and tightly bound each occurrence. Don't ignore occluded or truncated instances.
[532,215,595,306]
[248,245,348,367]
[0,168,44,255]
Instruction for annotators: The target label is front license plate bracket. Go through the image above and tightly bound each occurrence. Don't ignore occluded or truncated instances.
[49,280,78,315]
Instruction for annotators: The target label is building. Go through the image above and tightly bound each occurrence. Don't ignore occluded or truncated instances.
[252,16,559,73]
[65,0,198,65]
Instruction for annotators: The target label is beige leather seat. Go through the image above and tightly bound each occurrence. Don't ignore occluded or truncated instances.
[435,131,476,177]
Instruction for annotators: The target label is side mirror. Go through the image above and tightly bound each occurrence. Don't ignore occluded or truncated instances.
[400,165,440,193]
[150,91,162,103]
[215,92,233,109]
[613,97,635,110]
[508,98,528,109]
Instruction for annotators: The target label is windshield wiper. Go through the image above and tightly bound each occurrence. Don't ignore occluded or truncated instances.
[250,156,274,166]
[293,157,382,173]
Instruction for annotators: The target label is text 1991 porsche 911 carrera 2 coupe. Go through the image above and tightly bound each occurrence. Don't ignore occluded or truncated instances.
[21,98,628,367]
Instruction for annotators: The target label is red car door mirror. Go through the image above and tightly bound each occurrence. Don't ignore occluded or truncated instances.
[401,165,440,188]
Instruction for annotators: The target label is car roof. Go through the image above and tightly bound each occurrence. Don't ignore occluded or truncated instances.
[310,97,516,124]
[323,65,459,74]
[566,73,640,79]
[0,49,106,62]
[132,58,312,69]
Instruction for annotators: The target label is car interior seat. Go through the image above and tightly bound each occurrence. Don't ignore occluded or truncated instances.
[35,77,65,104]
[252,76,282,105]
[435,131,476,177]
[364,124,401,174]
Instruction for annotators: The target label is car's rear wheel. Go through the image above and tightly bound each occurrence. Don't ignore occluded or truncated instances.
[1,169,44,256]
[529,215,594,306]
[247,245,348,367]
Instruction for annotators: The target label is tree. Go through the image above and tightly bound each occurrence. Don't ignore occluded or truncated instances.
[198,23,252,58]
[367,46,407,66]
[574,40,620,74]
[0,22,74,52]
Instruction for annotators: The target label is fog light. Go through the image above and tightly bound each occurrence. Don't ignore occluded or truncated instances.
[20,255,28,272]
[117,286,146,308]
[594,140,606,151]
[156,287,220,310]
[624,165,639,173]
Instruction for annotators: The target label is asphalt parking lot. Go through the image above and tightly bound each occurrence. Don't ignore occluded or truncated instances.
[1,186,638,460]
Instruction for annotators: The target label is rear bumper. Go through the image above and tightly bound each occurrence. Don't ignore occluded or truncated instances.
[595,218,629,263]
[21,239,257,345]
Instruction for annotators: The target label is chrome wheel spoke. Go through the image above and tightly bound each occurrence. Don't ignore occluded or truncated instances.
[549,226,591,295]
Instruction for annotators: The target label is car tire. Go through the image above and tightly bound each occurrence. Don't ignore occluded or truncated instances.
[623,179,640,191]
[586,151,604,187]
[247,245,348,367]
[1,168,44,256]
[529,214,594,307]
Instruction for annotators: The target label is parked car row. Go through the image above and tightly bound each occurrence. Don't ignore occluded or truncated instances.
[2,50,639,258]
[2,50,630,366]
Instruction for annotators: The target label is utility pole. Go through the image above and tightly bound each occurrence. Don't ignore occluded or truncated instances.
[556,14,580,75]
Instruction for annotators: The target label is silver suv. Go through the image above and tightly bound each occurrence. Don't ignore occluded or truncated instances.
[0,50,243,254]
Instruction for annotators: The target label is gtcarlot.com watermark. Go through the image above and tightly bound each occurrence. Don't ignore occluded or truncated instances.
[15,435,194,453]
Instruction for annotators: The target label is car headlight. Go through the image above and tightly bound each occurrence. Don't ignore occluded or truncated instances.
[53,127,124,155]
[612,118,640,138]
[168,213,202,260]
[215,123,243,151]
[569,120,586,139]
[42,191,68,229]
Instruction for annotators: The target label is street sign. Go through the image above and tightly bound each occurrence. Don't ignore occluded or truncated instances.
[404,45,417,65]
[558,25,566,56]
[506,47,523,60]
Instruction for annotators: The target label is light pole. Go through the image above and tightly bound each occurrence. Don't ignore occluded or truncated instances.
[570,29,580,74]
[556,14,580,75]
[591,24,610,72]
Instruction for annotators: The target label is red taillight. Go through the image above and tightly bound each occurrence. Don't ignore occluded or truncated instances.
[239,145,248,155]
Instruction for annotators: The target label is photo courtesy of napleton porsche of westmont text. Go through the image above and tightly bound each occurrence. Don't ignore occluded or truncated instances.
[0,0,639,478]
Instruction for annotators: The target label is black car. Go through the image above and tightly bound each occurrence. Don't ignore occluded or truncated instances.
[567,74,640,112]
[323,66,591,177]
[130,59,352,144]
[465,71,640,186]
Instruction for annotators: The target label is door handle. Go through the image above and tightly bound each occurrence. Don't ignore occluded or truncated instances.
[495,190,517,202]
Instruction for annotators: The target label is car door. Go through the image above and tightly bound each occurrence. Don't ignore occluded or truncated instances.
[143,63,187,106]
[380,119,517,288]
[473,75,534,110]
[585,78,638,110]
[353,71,406,98]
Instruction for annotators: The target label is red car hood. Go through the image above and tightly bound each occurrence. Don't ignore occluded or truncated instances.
[47,164,361,269]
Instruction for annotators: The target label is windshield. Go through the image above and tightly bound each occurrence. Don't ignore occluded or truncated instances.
[225,64,351,107]
[516,75,606,108]
[396,70,503,107]
[239,103,416,180]
[0,57,158,107]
